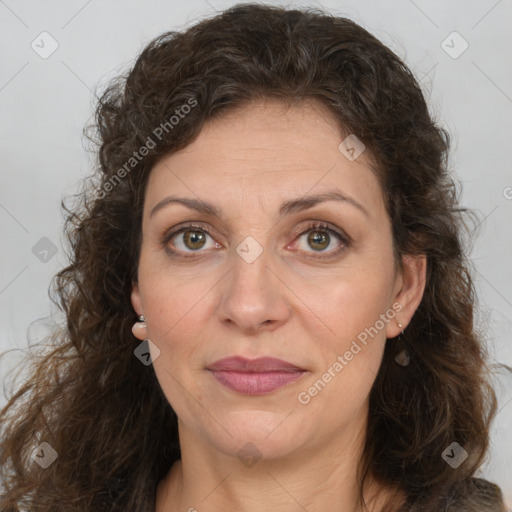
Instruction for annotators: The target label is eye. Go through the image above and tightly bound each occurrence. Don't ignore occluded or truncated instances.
[162,221,350,260]
[292,221,349,259]
[162,224,220,256]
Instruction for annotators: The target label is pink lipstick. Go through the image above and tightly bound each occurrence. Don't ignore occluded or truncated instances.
[207,356,306,395]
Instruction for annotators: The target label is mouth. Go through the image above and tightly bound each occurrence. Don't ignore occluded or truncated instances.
[206,356,307,395]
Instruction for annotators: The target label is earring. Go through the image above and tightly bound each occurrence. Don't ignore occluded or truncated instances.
[132,315,147,338]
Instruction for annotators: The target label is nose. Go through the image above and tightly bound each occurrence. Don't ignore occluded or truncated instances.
[216,243,291,334]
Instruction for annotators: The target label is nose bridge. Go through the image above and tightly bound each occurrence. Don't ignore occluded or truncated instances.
[217,234,289,331]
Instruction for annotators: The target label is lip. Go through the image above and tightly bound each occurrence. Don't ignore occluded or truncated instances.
[207,356,305,372]
[207,356,306,395]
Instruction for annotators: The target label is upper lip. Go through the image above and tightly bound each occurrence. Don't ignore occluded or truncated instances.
[207,356,305,372]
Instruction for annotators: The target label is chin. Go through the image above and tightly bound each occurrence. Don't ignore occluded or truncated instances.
[209,410,309,461]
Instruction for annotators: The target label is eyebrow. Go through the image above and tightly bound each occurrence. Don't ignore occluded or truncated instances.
[149,190,368,219]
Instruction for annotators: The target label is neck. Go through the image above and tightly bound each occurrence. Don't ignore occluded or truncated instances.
[155,415,403,512]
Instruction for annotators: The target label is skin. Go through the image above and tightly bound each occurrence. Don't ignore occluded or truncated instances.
[131,98,426,512]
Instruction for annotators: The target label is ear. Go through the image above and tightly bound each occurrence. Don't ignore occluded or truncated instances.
[386,254,427,339]
[131,280,143,317]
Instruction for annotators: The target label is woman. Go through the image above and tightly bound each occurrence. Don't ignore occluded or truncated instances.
[0,3,507,511]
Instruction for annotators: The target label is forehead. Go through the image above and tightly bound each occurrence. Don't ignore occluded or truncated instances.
[144,99,385,220]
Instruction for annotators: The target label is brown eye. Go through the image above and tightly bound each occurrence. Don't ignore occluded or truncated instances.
[182,230,207,250]
[163,225,218,255]
[307,230,331,251]
[292,221,349,260]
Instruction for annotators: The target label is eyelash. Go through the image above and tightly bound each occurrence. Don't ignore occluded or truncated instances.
[161,221,350,260]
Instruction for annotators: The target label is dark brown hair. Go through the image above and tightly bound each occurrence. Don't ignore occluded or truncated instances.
[0,4,506,511]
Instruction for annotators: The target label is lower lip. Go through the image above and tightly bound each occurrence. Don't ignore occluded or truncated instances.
[208,370,305,395]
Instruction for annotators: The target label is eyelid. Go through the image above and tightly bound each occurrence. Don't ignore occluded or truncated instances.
[291,220,351,245]
[162,222,219,248]
[163,222,210,237]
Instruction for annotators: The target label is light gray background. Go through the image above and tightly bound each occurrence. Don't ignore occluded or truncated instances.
[1,0,511,502]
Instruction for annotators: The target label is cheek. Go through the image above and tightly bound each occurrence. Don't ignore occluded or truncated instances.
[336,280,393,343]
[296,287,389,425]
[138,252,217,345]
[136,269,215,409]
[141,279,210,420]
[292,261,396,353]
[297,264,394,408]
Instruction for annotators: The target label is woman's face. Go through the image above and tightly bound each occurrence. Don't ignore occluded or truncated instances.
[131,99,425,461]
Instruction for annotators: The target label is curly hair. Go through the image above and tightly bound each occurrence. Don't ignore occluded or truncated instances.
[0,3,506,511]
